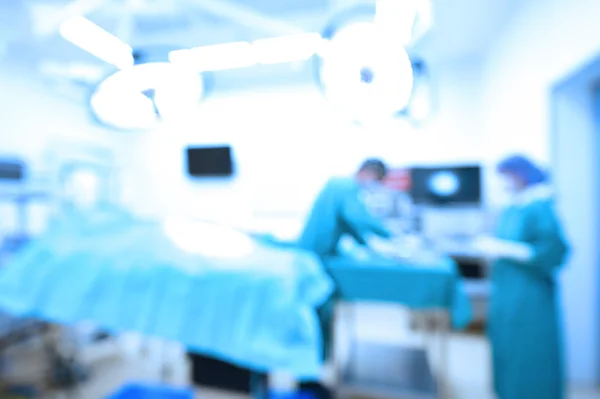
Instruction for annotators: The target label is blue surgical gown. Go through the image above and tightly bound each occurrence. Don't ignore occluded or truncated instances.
[298,177,392,257]
[297,177,392,360]
[488,198,569,399]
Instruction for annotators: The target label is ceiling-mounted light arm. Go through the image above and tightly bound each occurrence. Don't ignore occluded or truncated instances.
[411,0,433,46]
[182,0,305,36]
[60,16,134,69]
[169,32,324,71]
[407,59,433,123]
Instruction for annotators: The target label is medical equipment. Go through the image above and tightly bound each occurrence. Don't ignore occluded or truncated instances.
[185,145,234,178]
[325,254,471,399]
[410,165,482,206]
[42,141,118,207]
[0,159,25,181]
[313,3,432,126]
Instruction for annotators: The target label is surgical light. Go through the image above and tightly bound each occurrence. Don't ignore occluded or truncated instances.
[90,62,204,130]
[91,88,158,130]
[59,16,134,70]
[317,22,414,123]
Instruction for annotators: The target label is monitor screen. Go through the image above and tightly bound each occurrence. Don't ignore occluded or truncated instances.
[186,146,234,177]
[410,165,481,206]
[0,160,25,181]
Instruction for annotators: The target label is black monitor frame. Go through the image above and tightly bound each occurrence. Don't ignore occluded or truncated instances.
[185,146,234,178]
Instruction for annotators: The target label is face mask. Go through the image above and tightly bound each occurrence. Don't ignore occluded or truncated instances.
[361,180,379,189]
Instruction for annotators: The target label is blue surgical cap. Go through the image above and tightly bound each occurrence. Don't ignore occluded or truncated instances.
[497,155,548,186]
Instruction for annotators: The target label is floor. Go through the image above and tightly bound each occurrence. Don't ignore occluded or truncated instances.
[35,305,600,398]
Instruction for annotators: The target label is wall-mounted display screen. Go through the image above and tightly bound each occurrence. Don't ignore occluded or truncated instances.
[186,146,234,178]
[0,160,25,181]
[410,165,481,206]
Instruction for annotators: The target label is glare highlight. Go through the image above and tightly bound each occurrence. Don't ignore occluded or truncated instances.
[163,218,255,260]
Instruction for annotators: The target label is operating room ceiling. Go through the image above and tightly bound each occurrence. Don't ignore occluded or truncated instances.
[1,0,524,67]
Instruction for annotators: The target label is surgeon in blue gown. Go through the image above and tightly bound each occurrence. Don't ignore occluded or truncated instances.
[298,158,393,258]
[474,155,569,399]
[296,159,393,396]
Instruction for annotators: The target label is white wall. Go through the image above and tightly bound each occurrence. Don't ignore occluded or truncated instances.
[481,0,600,161]
[0,64,117,167]
[119,56,487,229]
[481,0,600,385]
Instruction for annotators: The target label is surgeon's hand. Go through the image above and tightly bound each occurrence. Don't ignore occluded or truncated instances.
[472,235,505,259]
[367,236,398,257]
[367,236,414,259]
[472,235,534,262]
